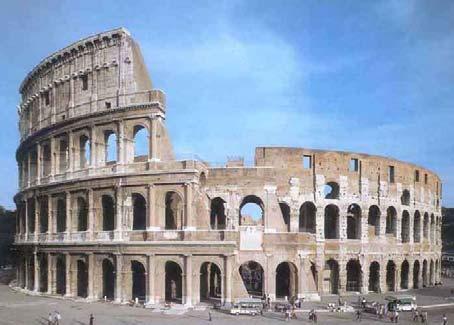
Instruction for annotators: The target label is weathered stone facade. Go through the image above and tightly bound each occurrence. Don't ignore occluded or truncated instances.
[14,28,442,306]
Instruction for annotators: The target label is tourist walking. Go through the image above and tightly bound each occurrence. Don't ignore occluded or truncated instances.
[54,311,61,325]
[47,313,53,325]
[443,313,448,325]
[208,310,212,322]
[89,313,94,325]
[413,309,419,322]
[355,309,362,322]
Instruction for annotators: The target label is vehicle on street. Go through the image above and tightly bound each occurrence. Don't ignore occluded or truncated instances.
[385,295,417,312]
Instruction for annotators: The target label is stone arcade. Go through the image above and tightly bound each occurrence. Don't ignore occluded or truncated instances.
[14,28,442,306]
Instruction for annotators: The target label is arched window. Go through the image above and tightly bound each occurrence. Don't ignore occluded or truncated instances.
[76,197,88,232]
[39,198,48,233]
[79,135,90,169]
[347,204,361,239]
[102,195,115,231]
[133,125,148,160]
[323,182,340,199]
[279,202,291,232]
[346,259,362,292]
[368,205,380,237]
[401,210,410,243]
[423,212,429,240]
[165,191,183,230]
[324,204,339,239]
[401,260,409,289]
[368,261,380,292]
[131,261,146,302]
[132,193,146,230]
[239,195,264,226]
[210,197,226,230]
[386,260,396,292]
[165,261,183,302]
[105,131,117,163]
[299,202,316,233]
[385,206,397,236]
[401,189,410,206]
[239,261,264,297]
[414,211,421,243]
[56,198,66,233]
[324,259,339,294]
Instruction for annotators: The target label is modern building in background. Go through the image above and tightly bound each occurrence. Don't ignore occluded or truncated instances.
[14,28,442,306]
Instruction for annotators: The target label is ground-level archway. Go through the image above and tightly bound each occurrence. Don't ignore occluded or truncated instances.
[413,260,420,289]
[200,262,222,302]
[165,261,182,303]
[400,260,409,289]
[239,261,264,297]
[77,260,88,298]
[102,259,115,300]
[386,261,396,292]
[346,259,362,292]
[39,255,48,293]
[368,261,380,293]
[422,260,428,287]
[275,262,298,298]
[132,261,146,302]
[324,259,339,294]
[56,256,66,295]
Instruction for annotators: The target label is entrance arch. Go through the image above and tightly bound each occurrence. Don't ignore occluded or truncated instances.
[165,261,182,302]
[39,255,48,293]
[77,260,88,298]
[413,260,420,289]
[324,259,339,294]
[56,256,66,295]
[324,205,339,239]
[368,261,380,292]
[239,261,264,297]
[346,259,362,292]
[200,262,222,302]
[102,259,115,300]
[386,261,396,292]
[132,193,146,230]
[422,260,428,287]
[347,204,361,239]
[131,261,146,302]
[275,262,298,298]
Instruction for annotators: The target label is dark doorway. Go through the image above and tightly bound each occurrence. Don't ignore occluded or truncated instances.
[200,262,222,301]
[275,262,298,298]
[239,261,264,297]
[369,262,380,292]
[102,259,115,300]
[77,260,88,298]
[165,261,182,302]
[131,261,146,302]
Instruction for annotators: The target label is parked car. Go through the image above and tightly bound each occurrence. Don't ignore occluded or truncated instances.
[274,302,292,312]
[230,298,262,316]
[364,301,380,314]
[385,295,417,312]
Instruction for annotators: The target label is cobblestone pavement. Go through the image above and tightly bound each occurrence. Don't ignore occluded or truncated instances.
[1,280,454,325]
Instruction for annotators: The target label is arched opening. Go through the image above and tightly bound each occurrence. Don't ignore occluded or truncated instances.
[56,198,66,233]
[39,255,48,292]
[423,213,429,240]
[275,262,298,298]
[165,191,183,230]
[102,195,115,231]
[199,172,207,187]
[324,204,339,239]
[239,195,264,226]
[132,193,146,230]
[27,256,34,291]
[422,260,428,287]
[131,261,146,302]
[414,211,421,243]
[200,262,222,302]
[368,262,380,293]
[239,261,264,297]
[401,210,410,243]
[347,204,361,239]
[386,261,396,292]
[400,260,409,289]
[27,199,35,233]
[324,182,340,199]
[368,205,380,237]
[401,189,410,206]
[76,197,88,231]
[77,260,88,298]
[299,202,316,233]
[324,259,339,294]
[430,215,435,243]
[210,197,226,230]
[42,143,52,176]
[429,260,434,285]
[385,207,397,236]
[279,203,291,232]
[56,256,66,295]
[79,135,90,168]
[39,198,48,233]
[102,259,115,300]
[346,259,362,292]
[133,125,149,160]
[105,131,117,163]
[58,137,69,172]
[165,261,182,303]
[413,260,420,289]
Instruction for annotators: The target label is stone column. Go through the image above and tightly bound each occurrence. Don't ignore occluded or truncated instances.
[65,192,71,236]
[87,189,94,239]
[87,253,95,300]
[24,199,29,240]
[47,195,53,235]
[338,259,346,294]
[146,254,155,304]
[34,196,40,236]
[266,253,275,300]
[117,120,125,165]
[67,131,74,174]
[146,185,155,230]
[361,260,369,294]
[150,117,158,160]
[50,137,55,180]
[33,252,39,292]
[27,152,31,187]
[114,187,123,240]
[47,253,53,294]
[224,254,232,305]
[89,126,96,168]
[184,183,193,230]
[36,143,41,184]
[184,254,193,306]
[65,253,71,297]
[408,260,414,289]
[114,254,123,303]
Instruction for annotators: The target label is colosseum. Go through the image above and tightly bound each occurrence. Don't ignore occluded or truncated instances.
[14,28,442,307]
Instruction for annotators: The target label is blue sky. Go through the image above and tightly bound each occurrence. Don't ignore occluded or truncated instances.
[1,0,453,209]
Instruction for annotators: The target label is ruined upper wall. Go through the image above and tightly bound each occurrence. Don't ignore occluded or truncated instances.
[17,28,164,141]
[253,147,442,207]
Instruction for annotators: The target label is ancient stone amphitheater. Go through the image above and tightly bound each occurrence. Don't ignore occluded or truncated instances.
[14,28,442,306]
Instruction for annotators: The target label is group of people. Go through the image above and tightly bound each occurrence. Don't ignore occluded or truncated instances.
[47,311,94,325]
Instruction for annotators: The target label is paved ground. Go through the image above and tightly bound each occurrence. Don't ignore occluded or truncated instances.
[1,278,454,324]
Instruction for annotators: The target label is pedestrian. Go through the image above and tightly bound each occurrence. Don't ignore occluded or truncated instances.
[395,310,399,323]
[413,309,419,322]
[208,309,212,322]
[443,313,448,325]
[313,310,318,323]
[285,308,290,321]
[89,314,94,325]
[361,297,366,309]
[338,296,342,306]
[355,309,362,322]
[54,311,61,325]
[290,306,297,320]
[48,313,53,325]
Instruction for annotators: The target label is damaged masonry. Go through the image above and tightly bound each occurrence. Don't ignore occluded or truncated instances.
[14,28,441,306]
